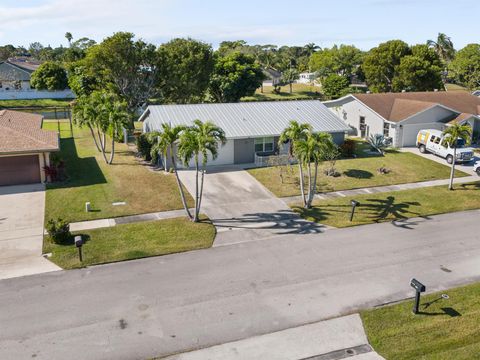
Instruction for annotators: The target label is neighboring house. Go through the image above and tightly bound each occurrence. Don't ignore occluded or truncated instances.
[262,68,282,87]
[473,90,480,97]
[0,57,74,100]
[297,72,316,84]
[324,91,480,147]
[139,100,349,168]
[0,110,59,186]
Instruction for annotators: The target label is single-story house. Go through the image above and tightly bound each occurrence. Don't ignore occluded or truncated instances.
[262,68,282,87]
[139,100,349,168]
[297,72,316,84]
[0,57,40,91]
[0,110,59,186]
[324,91,480,147]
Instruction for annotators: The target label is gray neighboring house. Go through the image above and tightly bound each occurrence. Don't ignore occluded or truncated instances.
[262,68,282,87]
[139,100,349,168]
[0,58,39,90]
[324,91,480,147]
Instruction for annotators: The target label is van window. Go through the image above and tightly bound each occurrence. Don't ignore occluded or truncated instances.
[433,137,440,144]
[429,136,436,143]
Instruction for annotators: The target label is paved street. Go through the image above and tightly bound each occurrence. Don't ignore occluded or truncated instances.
[0,184,60,280]
[1,210,480,360]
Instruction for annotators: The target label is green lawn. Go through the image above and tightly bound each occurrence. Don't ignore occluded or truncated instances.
[242,83,323,102]
[444,83,468,92]
[248,150,469,198]
[0,98,73,108]
[293,182,480,228]
[361,282,480,360]
[43,123,193,223]
[44,218,216,269]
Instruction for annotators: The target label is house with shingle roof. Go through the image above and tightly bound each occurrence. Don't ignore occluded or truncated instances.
[324,91,480,147]
[0,110,59,186]
[0,57,40,91]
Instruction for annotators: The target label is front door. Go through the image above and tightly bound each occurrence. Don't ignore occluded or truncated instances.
[359,116,367,138]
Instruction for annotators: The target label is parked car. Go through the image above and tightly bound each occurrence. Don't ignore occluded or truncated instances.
[417,129,474,164]
[474,160,480,176]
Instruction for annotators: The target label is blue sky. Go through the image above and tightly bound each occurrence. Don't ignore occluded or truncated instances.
[0,0,478,50]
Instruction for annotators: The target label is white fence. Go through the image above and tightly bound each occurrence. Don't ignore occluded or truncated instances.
[0,89,75,100]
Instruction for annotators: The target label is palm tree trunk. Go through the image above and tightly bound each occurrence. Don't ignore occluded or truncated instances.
[289,82,293,93]
[88,125,101,152]
[194,155,199,222]
[99,131,109,164]
[449,147,456,190]
[298,160,306,206]
[108,137,115,164]
[171,148,192,220]
[311,161,319,206]
[164,149,168,173]
[197,163,206,219]
[305,162,313,208]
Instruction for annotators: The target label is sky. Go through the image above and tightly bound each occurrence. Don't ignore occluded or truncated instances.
[0,0,478,50]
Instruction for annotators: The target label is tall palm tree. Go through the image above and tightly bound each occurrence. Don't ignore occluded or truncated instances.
[427,33,455,63]
[442,123,472,190]
[65,32,73,47]
[150,124,191,218]
[178,120,226,222]
[102,95,130,164]
[278,121,311,204]
[303,43,320,57]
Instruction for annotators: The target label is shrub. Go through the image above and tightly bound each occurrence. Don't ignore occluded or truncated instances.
[46,218,71,244]
[340,139,356,157]
[136,133,152,161]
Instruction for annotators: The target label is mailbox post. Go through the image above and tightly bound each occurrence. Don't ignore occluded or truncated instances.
[410,278,426,314]
[350,200,360,222]
[75,235,83,262]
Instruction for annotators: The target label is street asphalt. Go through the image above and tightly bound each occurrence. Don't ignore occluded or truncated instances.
[1,210,480,360]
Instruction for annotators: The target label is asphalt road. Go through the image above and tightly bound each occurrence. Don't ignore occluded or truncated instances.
[1,210,480,360]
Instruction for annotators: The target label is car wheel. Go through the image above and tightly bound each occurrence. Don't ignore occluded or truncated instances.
[446,155,454,164]
[476,168,480,176]
[419,145,427,153]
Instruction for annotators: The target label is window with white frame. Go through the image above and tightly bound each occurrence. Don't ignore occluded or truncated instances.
[254,137,274,153]
[383,122,390,137]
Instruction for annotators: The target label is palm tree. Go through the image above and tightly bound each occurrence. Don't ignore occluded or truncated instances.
[177,120,226,222]
[427,33,455,63]
[282,68,299,93]
[150,124,191,219]
[294,131,334,208]
[442,123,472,190]
[102,95,130,164]
[278,121,311,204]
[72,96,102,152]
[303,43,320,57]
[65,32,73,47]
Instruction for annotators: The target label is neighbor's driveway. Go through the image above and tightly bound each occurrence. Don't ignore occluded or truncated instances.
[178,166,326,245]
[0,184,60,279]
[401,147,479,176]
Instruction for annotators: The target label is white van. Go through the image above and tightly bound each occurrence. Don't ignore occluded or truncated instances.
[416,129,474,164]
[474,160,480,175]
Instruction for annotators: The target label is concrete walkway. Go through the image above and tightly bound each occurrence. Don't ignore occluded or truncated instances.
[282,175,479,204]
[69,208,192,232]
[164,314,384,360]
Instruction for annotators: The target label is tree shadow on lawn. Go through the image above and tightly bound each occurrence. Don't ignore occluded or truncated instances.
[47,138,107,189]
[343,169,374,179]
[362,196,421,222]
[455,183,480,191]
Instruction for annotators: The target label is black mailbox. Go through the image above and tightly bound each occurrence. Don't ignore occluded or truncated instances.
[349,200,360,221]
[410,278,426,293]
[74,236,83,248]
[351,200,360,207]
[410,278,426,314]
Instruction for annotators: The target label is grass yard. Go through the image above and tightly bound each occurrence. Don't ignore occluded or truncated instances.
[444,83,468,92]
[242,83,323,102]
[293,182,480,228]
[361,281,480,360]
[44,218,216,269]
[248,150,469,198]
[43,122,193,223]
[0,98,73,108]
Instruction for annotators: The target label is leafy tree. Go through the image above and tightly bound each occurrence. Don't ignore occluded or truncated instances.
[393,45,443,91]
[209,52,264,102]
[278,121,312,205]
[30,62,68,90]
[157,38,214,104]
[0,45,16,60]
[281,68,299,93]
[448,44,480,90]
[442,124,472,190]
[82,32,159,115]
[322,74,350,99]
[427,33,455,63]
[177,120,226,222]
[28,42,44,58]
[309,45,363,79]
[362,40,411,92]
[67,65,98,96]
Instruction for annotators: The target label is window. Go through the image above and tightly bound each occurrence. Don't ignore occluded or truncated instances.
[434,136,440,144]
[359,116,366,130]
[254,137,275,153]
[383,122,390,137]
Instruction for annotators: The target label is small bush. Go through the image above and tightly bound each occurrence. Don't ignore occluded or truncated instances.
[340,139,356,157]
[136,133,152,161]
[46,218,71,244]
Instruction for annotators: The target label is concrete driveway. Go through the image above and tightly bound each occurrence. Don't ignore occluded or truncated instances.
[0,184,60,280]
[401,147,480,176]
[178,166,326,245]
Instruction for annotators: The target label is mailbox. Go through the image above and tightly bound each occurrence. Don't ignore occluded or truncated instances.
[410,278,426,314]
[74,235,83,248]
[351,200,360,207]
[349,200,360,221]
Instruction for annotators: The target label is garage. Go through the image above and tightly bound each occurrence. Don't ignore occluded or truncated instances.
[0,155,41,186]
[400,122,445,147]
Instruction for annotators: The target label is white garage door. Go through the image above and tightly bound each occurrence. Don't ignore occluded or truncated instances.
[401,123,445,147]
[179,140,235,168]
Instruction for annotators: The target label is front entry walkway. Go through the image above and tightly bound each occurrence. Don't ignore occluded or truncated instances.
[0,184,60,280]
[178,166,327,246]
